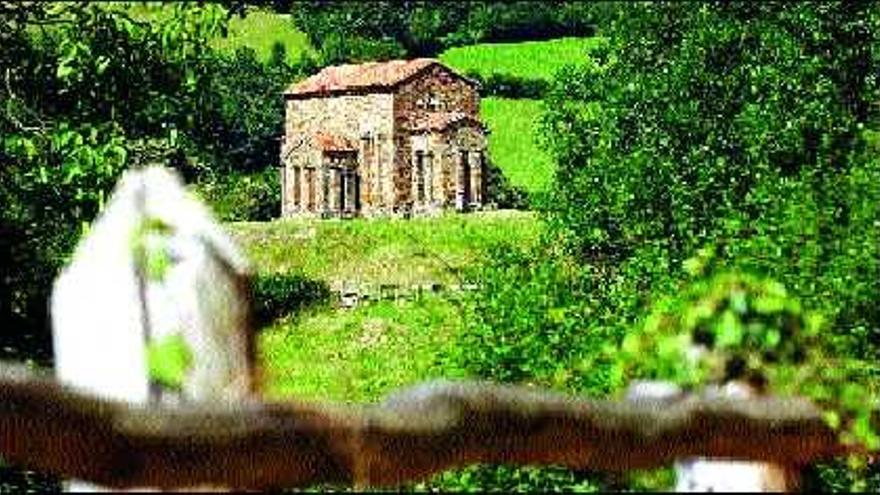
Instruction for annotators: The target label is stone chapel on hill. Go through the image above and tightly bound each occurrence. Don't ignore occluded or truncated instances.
[280,58,488,218]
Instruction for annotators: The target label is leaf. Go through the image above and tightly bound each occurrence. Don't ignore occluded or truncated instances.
[146,333,193,390]
[715,309,743,348]
[823,410,841,429]
[753,295,785,314]
[56,63,75,80]
[145,243,172,281]
[763,329,781,350]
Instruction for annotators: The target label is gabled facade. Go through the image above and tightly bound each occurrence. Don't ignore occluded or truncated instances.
[280,58,488,218]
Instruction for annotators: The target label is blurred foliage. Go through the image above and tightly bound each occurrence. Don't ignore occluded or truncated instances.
[0,1,311,359]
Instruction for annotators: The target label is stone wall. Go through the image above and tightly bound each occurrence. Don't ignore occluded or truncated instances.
[393,65,480,124]
[281,93,395,217]
[391,65,480,213]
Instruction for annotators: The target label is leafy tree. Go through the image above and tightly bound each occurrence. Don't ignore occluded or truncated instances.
[457,2,880,490]
[289,1,601,62]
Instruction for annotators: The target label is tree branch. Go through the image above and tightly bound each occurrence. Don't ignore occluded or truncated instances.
[0,363,853,490]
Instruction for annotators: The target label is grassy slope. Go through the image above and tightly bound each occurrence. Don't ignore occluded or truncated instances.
[260,295,466,403]
[441,37,604,195]
[439,36,603,81]
[211,9,313,64]
[481,97,554,194]
[117,3,313,64]
[229,210,540,288]
[228,212,540,403]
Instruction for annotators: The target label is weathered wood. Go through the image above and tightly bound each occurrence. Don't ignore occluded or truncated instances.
[0,364,853,490]
[626,380,800,491]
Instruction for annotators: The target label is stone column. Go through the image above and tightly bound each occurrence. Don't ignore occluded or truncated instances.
[426,152,435,205]
[280,167,288,217]
[292,166,301,214]
[470,151,483,206]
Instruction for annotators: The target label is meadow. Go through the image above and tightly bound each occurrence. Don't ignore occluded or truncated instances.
[439,37,606,195]
[481,97,555,194]
[116,4,314,64]
[439,36,604,81]
[229,210,541,288]
[259,294,465,403]
[211,8,314,64]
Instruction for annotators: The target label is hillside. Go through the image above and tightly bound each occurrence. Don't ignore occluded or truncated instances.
[481,98,554,194]
[440,37,605,195]
[229,210,540,288]
[228,211,541,404]
[440,36,603,81]
[116,3,314,64]
[212,8,314,64]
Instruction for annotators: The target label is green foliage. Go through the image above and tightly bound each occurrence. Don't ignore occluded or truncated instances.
[422,464,601,492]
[192,168,281,222]
[0,5,316,484]
[622,261,878,448]
[465,71,548,99]
[454,244,590,388]
[317,32,407,66]
[457,2,880,490]
[1,2,227,360]
[290,1,601,61]
[251,272,331,328]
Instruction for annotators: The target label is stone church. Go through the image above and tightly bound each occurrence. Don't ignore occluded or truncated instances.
[280,58,488,218]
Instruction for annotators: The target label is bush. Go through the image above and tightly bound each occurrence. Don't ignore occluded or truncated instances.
[251,272,330,327]
[466,71,549,99]
[457,2,880,490]
[483,158,530,210]
[290,1,602,59]
[193,168,281,222]
[318,33,407,66]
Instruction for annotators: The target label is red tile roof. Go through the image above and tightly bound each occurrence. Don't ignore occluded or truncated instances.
[313,131,356,152]
[409,111,484,132]
[285,58,473,97]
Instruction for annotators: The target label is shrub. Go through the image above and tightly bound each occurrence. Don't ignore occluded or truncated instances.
[193,168,281,222]
[458,3,880,489]
[318,33,407,66]
[250,272,330,328]
[466,71,549,99]
[483,158,530,210]
[290,1,602,58]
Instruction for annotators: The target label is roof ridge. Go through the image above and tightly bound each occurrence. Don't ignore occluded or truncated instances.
[284,58,450,96]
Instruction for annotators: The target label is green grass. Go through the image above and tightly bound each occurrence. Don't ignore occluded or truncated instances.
[105,3,313,64]
[259,295,465,403]
[440,37,605,82]
[211,8,314,64]
[482,97,555,194]
[228,210,541,289]
[236,211,541,404]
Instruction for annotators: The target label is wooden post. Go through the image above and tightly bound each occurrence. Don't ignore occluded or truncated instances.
[51,166,256,491]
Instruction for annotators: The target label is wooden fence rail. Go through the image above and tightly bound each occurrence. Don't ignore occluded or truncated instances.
[0,362,852,490]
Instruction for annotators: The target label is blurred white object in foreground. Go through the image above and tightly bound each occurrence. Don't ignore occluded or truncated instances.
[51,166,256,490]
